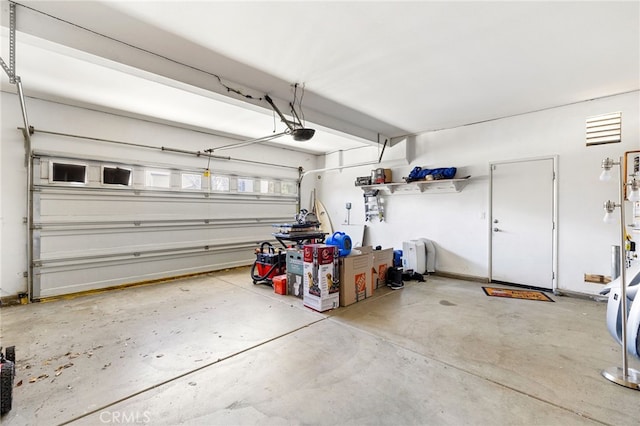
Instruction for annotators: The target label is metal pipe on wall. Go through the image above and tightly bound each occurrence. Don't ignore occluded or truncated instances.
[16,77,34,302]
[19,127,299,171]
[296,166,306,212]
[296,148,392,212]
[298,160,382,184]
[618,158,629,376]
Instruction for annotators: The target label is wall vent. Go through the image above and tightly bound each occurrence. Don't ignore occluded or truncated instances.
[586,112,621,146]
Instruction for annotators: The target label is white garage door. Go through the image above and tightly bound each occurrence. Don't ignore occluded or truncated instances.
[31,154,298,299]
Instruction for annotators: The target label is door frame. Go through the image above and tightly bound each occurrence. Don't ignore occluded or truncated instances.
[488,155,559,293]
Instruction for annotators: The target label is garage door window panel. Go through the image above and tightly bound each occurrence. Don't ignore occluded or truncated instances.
[102,166,132,186]
[145,170,171,189]
[51,162,87,184]
[211,175,230,192]
[181,173,202,190]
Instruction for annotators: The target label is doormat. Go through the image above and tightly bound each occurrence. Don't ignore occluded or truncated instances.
[482,287,554,302]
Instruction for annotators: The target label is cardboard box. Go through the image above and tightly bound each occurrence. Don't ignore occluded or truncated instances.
[383,168,392,183]
[303,244,339,312]
[286,248,304,276]
[373,248,393,289]
[339,249,374,307]
[358,246,376,296]
[286,248,304,298]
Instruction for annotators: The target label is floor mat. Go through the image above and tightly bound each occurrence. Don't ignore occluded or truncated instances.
[482,287,554,302]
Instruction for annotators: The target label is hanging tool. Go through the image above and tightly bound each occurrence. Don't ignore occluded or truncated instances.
[363,190,384,221]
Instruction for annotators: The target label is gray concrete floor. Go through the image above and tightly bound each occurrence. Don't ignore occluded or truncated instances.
[1,268,639,425]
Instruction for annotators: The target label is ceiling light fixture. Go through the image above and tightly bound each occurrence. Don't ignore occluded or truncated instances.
[265,95,315,141]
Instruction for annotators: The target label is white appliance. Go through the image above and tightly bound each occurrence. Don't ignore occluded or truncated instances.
[402,240,426,274]
[419,238,436,273]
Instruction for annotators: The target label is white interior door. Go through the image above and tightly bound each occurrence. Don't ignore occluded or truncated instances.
[490,158,556,290]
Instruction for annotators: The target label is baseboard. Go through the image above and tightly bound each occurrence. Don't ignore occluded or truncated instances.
[0,295,24,307]
[554,288,607,302]
[3,265,252,305]
[432,271,490,283]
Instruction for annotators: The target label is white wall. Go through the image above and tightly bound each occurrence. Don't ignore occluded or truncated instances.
[2,91,637,298]
[317,91,639,295]
[0,92,318,298]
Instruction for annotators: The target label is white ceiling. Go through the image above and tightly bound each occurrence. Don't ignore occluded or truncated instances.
[1,1,638,154]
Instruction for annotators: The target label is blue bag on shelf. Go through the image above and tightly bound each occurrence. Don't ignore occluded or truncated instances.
[406,167,457,182]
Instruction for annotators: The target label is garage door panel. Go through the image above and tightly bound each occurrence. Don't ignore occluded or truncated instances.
[35,246,255,298]
[32,155,299,299]
[37,192,295,219]
[38,224,282,254]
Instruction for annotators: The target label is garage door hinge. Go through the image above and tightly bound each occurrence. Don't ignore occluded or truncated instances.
[33,261,42,267]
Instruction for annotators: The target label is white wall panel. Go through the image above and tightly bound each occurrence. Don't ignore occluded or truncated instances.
[318,91,639,295]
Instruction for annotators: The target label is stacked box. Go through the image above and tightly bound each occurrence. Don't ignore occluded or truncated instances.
[358,246,376,296]
[383,168,392,183]
[339,249,374,307]
[273,275,287,295]
[373,248,394,289]
[303,244,339,312]
[286,248,304,298]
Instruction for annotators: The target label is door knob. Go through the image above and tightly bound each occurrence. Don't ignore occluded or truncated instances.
[493,227,500,232]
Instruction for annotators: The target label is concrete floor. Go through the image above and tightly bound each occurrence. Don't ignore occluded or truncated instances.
[1,268,639,425]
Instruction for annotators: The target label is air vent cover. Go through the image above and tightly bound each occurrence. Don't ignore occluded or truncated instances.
[586,112,621,146]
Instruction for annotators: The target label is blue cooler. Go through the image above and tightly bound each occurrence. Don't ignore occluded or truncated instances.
[393,250,403,267]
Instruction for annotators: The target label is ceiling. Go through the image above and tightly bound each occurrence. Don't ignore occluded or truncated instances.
[1,1,638,155]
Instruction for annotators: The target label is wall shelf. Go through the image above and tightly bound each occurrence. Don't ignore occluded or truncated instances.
[358,177,470,194]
